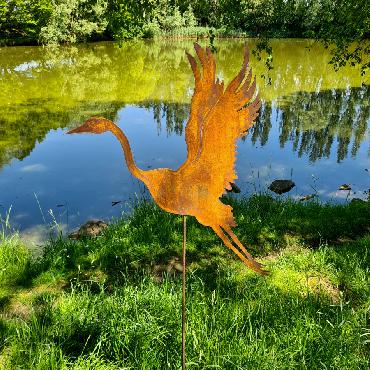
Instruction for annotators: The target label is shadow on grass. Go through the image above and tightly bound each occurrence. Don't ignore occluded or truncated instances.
[29,196,369,286]
[2,260,368,369]
[1,208,369,368]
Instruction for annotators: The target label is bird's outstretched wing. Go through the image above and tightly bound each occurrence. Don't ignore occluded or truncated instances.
[183,44,261,198]
[182,44,225,165]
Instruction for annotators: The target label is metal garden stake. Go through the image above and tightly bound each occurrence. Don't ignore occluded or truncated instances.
[68,43,266,369]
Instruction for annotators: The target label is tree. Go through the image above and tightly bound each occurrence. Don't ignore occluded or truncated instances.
[312,0,369,75]
[0,0,52,43]
[40,0,108,44]
[220,0,369,75]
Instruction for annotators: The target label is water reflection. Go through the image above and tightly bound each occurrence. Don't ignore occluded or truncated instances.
[0,39,367,171]
[2,84,367,171]
[255,85,370,163]
[139,84,369,163]
[139,101,188,136]
[0,39,368,235]
[0,99,121,169]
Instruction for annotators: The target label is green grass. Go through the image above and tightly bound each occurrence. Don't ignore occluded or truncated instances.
[0,195,369,369]
[0,233,31,288]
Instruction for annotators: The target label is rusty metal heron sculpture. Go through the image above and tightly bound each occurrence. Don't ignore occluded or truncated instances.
[68,43,267,275]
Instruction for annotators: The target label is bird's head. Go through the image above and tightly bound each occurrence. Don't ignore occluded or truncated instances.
[67,117,113,135]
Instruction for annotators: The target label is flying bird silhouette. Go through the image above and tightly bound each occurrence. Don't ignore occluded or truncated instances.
[68,44,267,275]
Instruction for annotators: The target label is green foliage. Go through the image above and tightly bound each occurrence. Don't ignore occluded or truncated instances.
[312,1,370,75]
[142,20,161,38]
[106,1,200,40]
[159,6,184,31]
[0,0,52,43]
[182,0,222,27]
[218,0,369,73]
[40,0,108,44]
[106,0,148,40]
[183,5,197,28]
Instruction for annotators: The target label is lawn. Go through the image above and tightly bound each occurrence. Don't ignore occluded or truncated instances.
[0,195,369,369]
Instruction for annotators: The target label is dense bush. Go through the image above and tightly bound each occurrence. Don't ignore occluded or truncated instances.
[39,0,108,44]
[0,0,52,44]
[106,2,199,40]
[106,0,151,40]
[2,0,368,44]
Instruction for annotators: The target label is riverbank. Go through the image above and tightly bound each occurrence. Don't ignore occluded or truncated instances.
[0,195,369,368]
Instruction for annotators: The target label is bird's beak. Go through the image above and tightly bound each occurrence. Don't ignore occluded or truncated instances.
[67,124,87,134]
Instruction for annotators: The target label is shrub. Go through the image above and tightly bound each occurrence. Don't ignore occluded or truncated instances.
[0,0,52,43]
[183,5,198,28]
[40,0,108,45]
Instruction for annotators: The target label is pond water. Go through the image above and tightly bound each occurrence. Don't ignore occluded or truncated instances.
[0,39,369,244]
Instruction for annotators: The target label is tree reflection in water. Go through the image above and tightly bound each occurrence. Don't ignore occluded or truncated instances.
[0,39,368,170]
[273,85,369,162]
[139,101,189,136]
[141,84,369,163]
[1,40,368,234]
[0,85,368,171]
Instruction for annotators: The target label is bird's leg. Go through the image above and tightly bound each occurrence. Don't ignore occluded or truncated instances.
[222,226,254,260]
[212,226,268,275]
[223,225,268,274]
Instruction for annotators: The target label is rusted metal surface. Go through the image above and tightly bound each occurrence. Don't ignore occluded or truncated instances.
[68,43,267,275]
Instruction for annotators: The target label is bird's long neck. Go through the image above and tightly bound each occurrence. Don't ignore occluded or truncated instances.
[109,123,146,182]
